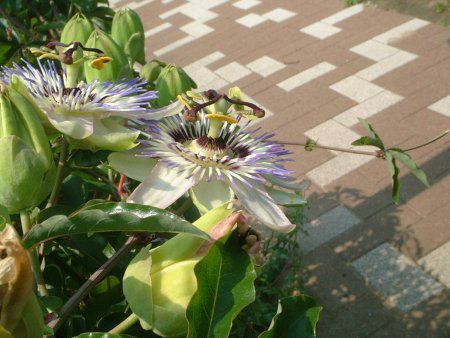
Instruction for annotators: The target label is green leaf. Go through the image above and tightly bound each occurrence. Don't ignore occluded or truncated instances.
[259,295,322,338]
[22,202,208,249]
[186,232,257,338]
[304,139,316,152]
[74,334,136,338]
[388,149,430,188]
[356,118,384,150]
[385,152,401,204]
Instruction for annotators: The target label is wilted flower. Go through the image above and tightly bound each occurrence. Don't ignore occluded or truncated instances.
[0,225,45,337]
[1,61,181,151]
[111,89,305,232]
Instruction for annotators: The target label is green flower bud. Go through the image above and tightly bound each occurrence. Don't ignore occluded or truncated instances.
[0,225,46,338]
[60,13,94,45]
[153,64,197,107]
[140,60,166,87]
[85,30,132,83]
[123,205,238,337]
[111,8,146,64]
[0,84,55,214]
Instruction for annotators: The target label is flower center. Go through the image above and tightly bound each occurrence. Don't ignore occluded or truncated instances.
[186,136,232,159]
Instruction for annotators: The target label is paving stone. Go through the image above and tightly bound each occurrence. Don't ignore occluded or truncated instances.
[373,18,430,44]
[330,75,384,103]
[321,4,364,25]
[419,241,450,288]
[333,90,403,127]
[299,206,361,253]
[236,13,267,28]
[300,21,342,40]
[144,22,172,38]
[350,39,400,61]
[262,8,296,23]
[352,242,444,311]
[307,152,374,187]
[246,56,286,77]
[214,61,252,82]
[277,62,336,92]
[355,51,418,81]
[180,21,214,38]
[232,0,261,10]
[305,119,361,153]
[428,95,450,117]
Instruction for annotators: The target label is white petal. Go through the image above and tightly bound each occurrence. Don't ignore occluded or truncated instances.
[46,111,94,139]
[128,162,196,209]
[190,179,234,214]
[231,179,295,233]
[266,186,307,207]
[108,150,157,182]
[139,101,184,120]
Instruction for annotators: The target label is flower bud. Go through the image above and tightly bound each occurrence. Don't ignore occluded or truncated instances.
[85,30,132,83]
[111,8,146,64]
[140,60,166,86]
[60,13,94,45]
[123,206,239,337]
[0,225,45,337]
[0,83,55,214]
[153,64,197,107]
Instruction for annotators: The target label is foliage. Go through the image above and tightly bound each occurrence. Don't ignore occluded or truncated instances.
[0,0,115,65]
[345,0,364,6]
[0,1,445,337]
[435,0,450,13]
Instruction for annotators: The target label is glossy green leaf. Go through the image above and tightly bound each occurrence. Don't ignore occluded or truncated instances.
[385,152,401,204]
[22,202,208,249]
[259,295,322,338]
[355,118,384,150]
[74,333,136,338]
[388,149,430,188]
[186,232,256,338]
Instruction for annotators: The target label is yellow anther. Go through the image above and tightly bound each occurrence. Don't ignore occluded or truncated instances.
[90,56,113,70]
[205,114,238,124]
[177,95,192,110]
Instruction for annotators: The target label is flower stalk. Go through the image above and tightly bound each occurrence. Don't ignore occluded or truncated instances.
[20,210,48,296]
[46,138,68,208]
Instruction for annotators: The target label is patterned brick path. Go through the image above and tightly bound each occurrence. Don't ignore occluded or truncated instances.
[112,0,450,336]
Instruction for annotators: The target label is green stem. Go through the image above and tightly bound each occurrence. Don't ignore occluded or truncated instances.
[46,138,69,208]
[276,140,379,156]
[109,313,139,334]
[20,211,49,296]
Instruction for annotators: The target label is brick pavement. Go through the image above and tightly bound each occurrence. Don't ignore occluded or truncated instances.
[112,0,450,336]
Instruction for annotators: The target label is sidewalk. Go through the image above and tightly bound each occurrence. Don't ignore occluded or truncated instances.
[113,0,450,336]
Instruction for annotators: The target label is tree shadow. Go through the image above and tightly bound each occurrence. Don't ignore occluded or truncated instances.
[299,147,450,337]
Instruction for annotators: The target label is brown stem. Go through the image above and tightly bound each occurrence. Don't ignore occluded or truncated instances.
[47,235,144,332]
[276,140,379,156]
[402,130,449,152]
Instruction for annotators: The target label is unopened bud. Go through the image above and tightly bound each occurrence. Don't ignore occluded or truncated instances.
[111,8,146,64]
[154,64,197,107]
[61,13,94,45]
[140,60,166,86]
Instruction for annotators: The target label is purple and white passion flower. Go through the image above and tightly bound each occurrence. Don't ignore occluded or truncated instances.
[0,60,181,151]
[110,91,306,232]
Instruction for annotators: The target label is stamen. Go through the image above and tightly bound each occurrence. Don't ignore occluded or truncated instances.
[177,95,192,110]
[205,113,238,124]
